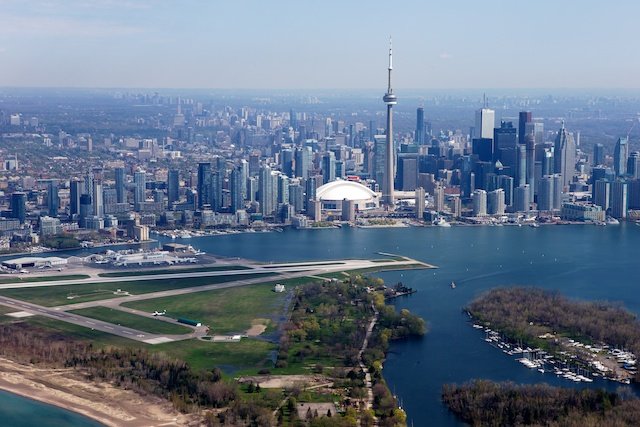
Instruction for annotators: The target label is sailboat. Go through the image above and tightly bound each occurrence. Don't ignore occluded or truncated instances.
[450,281,456,289]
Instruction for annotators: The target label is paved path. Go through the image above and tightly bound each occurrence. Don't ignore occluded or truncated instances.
[358,302,379,425]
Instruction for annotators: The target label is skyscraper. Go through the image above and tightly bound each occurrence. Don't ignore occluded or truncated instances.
[514,185,530,212]
[498,175,514,207]
[538,176,554,211]
[382,39,397,206]
[47,180,59,217]
[281,149,294,178]
[10,192,26,223]
[415,187,425,219]
[554,121,576,191]
[210,170,223,212]
[416,107,425,145]
[593,180,611,211]
[294,146,312,179]
[518,111,532,145]
[431,185,444,213]
[93,181,104,218]
[593,143,605,166]
[611,181,628,219]
[472,189,487,216]
[167,169,180,206]
[197,162,212,209]
[115,167,126,204]
[258,165,276,216]
[614,137,629,177]
[516,144,527,187]
[69,178,83,217]
[474,108,495,140]
[322,152,336,184]
[230,167,244,213]
[487,189,505,215]
[526,134,536,203]
[628,152,640,179]
[494,121,517,153]
[133,170,146,211]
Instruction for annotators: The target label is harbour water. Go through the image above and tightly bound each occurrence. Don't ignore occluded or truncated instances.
[1,223,638,425]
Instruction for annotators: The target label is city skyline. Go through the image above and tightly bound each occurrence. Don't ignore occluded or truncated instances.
[2,0,640,89]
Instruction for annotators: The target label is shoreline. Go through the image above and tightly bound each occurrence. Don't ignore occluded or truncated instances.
[0,357,198,427]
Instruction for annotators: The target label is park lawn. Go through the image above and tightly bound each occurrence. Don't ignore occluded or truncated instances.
[152,338,276,373]
[0,274,89,284]
[0,272,274,307]
[122,279,295,334]
[98,265,250,278]
[69,306,193,335]
[22,316,276,374]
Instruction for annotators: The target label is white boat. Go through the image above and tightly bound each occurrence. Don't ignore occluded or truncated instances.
[450,281,456,289]
[434,218,451,227]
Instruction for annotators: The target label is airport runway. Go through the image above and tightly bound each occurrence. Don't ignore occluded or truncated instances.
[0,258,432,344]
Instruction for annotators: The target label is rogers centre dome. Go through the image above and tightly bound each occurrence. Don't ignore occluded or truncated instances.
[316,179,379,211]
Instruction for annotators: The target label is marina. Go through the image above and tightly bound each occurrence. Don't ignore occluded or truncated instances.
[471,321,636,385]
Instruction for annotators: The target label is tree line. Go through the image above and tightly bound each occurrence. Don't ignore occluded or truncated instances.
[442,380,640,426]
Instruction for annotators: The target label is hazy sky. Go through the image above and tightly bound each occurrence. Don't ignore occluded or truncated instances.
[2,0,640,89]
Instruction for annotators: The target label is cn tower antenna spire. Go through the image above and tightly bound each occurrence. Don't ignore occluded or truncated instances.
[388,36,393,94]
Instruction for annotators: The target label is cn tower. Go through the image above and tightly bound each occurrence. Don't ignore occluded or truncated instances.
[382,37,397,207]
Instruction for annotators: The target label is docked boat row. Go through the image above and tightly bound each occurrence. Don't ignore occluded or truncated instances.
[471,322,635,385]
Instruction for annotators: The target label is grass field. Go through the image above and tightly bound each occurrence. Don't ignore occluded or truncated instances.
[0,272,276,307]
[69,307,193,335]
[97,265,250,278]
[122,278,304,334]
[0,274,89,284]
[23,316,275,373]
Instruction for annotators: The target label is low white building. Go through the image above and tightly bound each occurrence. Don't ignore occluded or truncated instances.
[2,256,67,269]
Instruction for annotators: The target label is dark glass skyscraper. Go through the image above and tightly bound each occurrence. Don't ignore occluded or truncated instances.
[167,169,180,206]
[47,180,59,217]
[518,111,532,144]
[593,143,605,166]
[10,192,27,223]
[197,162,212,209]
[69,178,83,217]
[494,121,517,158]
[115,167,125,204]
[416,107,425,145]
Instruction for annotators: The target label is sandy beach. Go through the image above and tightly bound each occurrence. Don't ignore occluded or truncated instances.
[0,357,201,426]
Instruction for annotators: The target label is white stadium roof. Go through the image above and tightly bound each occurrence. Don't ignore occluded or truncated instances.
[316,180,377,202]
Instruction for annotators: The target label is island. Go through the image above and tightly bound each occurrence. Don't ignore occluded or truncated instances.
[466,287,640,384]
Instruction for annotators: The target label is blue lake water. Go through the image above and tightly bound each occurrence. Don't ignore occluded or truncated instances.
[0,389,103,427]
[2,223,638,425]
[174,223,639,426]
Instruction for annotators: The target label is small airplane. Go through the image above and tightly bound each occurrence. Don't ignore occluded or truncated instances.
[152,310,166,316]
